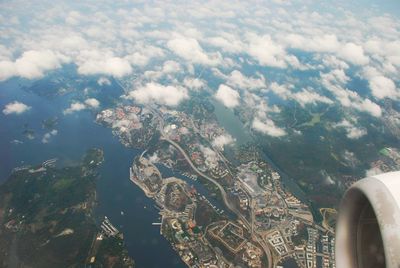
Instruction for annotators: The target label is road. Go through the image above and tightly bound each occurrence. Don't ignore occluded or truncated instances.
[160,136,274,268]
[152,108,273,268]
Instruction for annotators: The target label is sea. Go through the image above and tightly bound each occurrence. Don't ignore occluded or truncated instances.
[0,77,185,268]
[0,74,300,268]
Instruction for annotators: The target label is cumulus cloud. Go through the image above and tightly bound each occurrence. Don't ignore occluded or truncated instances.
[252,117,286,137]
[63,98,100,114]
[84,98,100,108]
[337,43,369,65]
[125,82,189,106]
[269,82,292,99]
[214,84,240,108]
[199,145,218,161]
[0,50,66,81]
[292,88,333,107]
[183,77,206,90]
[42,129,58,143]
[161,60,181,73]
[206,35,244,53]
[214,69,266,90]
[321,69,382,117]
[283,34,341,53]
[63,102,86,115]
[125,45,165,67]
[2,101,31,115]
[357,99,382,117]
[143,60,182,80]
[364,39,400,67]
[167,36,220,65]
[77,56,132,77]
[368,75,398,99]
[246,34,301,69]
[284,35,371,67]
[321,55,350,70]
[333,119,367,139]
[97,77,111,86]
[268,82,333,107]
[0,0,397,129]
[212,134,236,149]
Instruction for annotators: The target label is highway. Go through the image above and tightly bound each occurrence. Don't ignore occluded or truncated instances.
[152,108,273,268]
[160,136,273,268]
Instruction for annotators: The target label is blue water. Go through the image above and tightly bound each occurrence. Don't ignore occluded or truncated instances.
[211,97,308,202]
[212,100,252,145]
[0,78,185,268]
[156,164,235,219]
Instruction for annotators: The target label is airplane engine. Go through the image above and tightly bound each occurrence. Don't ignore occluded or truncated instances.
[335,171,400,268]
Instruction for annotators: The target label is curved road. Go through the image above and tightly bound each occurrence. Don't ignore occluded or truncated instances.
[161,136,273,268]
[152,108,273,268]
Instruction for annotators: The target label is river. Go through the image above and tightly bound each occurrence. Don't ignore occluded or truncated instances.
[212,99,308,202]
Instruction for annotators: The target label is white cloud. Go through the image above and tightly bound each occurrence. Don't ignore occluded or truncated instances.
[284,34,340,53]
[252,117,286,137]
[283,35,371,67]
[246,34,301,69]
[333,119,367,139]
[0,50,66,81]
[368,75,398,100]
[162,60,181,73]
[64,98,100,114]
[125,45,165,67]
[212,134,236,149]
[97,77,111,86]
[321,55,349,70]
[337,43,369,65]
[321,69,382,117]
[125,82,189,106]
[112,119,131,131]
[206,36,244,53]
[292,88,333,107]
[2,101,31,115]
[0,0,398,135]
[84,98,100,109]
[364,39,400,67]
[269,82,292,99]
[65,11,82,25]
[225,70,266,90]
[214,84,240,108]
[183,77,206,90]
[357,99,382,118]
[167,36,220,65]
[268,82,333,107]
[77,56,132,77]
[143,60,182,80]
[199,145,218,164]
[63,102,86,114]
[42,129,58,143]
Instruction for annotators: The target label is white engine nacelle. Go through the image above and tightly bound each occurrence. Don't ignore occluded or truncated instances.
[336,171,400,268]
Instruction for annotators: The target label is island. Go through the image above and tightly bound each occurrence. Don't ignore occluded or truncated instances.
[0,148,134,268]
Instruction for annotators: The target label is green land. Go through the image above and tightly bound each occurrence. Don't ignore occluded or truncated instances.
[0,148,134,268]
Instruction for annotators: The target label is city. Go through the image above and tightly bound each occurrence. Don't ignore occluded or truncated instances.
[98,101,338,268]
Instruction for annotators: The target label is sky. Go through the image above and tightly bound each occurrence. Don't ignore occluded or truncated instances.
[0,0,399,138]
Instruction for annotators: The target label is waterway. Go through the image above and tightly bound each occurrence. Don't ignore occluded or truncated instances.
[212,100,252,146]
[0,77,185,268]
[1,75,305,267]
[212,99,308,202]
[156,164,235,219]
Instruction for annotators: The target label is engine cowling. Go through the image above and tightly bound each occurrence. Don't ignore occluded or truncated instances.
[335,171,400,268]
